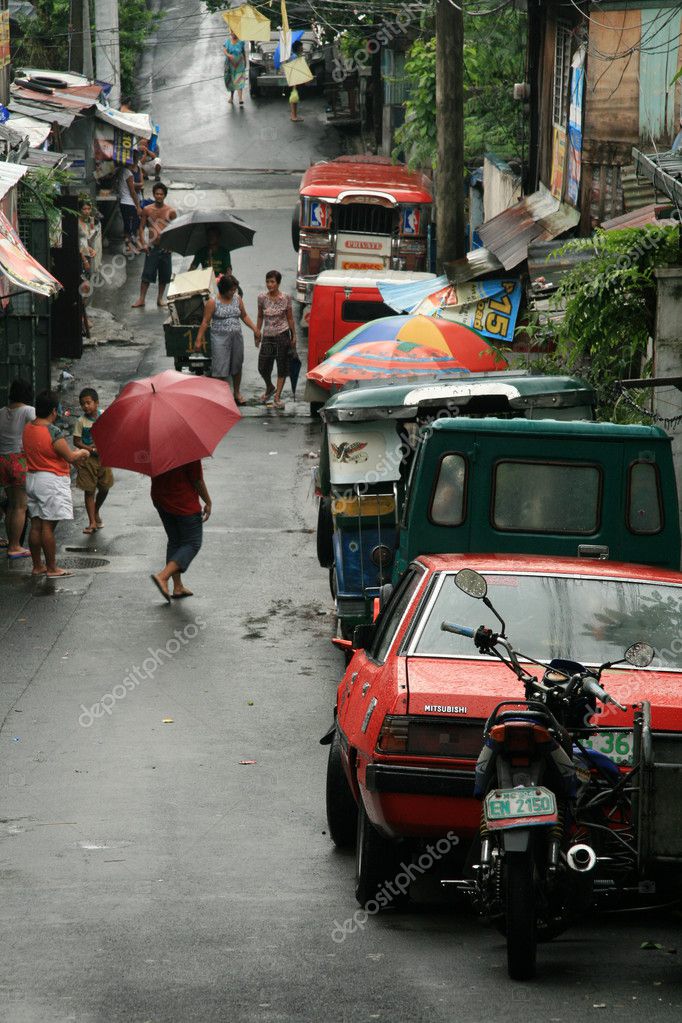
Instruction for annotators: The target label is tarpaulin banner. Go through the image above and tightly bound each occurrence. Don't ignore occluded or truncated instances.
[0,210,61,297]
[567,45,586,207]
[413,279,522,344]
[112,128,136,166]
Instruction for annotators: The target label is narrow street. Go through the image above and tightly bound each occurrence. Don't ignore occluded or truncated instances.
[1,4,681,1022]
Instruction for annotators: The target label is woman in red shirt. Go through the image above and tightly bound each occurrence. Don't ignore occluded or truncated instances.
[23,390,90,578]
[150,460,212,602]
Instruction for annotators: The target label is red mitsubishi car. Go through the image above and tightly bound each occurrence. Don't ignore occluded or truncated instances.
[324,554,682,905]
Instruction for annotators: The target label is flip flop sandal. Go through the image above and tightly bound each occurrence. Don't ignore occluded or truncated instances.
[171,592,194,599]
[46,570,74,578]
[150,574,171,604]
[7,550,31,559]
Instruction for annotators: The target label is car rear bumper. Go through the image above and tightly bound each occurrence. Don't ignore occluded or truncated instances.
[366,764,474,798]
[360,763,479,839]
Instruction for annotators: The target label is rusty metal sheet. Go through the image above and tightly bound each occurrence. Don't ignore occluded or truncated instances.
[601,203,678,231]
[478,188,579,270]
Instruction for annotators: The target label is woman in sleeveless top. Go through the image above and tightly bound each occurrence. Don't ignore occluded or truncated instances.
[195,275,257,405]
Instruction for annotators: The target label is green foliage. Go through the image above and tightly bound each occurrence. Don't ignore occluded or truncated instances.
[118,0,162,97]
[15,0,160,99]
[527,226,680,422]
[463,8,526,163]
[393,37,437,168]
[394,7,526,168]
[20,167,77,246]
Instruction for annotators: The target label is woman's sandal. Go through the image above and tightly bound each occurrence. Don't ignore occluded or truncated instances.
[259,389,275,404]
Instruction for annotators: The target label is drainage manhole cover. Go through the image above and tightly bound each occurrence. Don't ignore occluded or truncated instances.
[58,557,110,569]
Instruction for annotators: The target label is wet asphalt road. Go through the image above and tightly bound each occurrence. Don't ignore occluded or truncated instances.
[1,2,682,1020]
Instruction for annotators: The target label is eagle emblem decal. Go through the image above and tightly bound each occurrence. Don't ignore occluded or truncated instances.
[331,441,369,464]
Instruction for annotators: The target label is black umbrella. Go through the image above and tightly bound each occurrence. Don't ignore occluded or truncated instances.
[158,210,256,255]
[289,351,302,396]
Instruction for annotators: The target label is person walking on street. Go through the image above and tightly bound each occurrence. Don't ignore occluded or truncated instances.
[224,31,247,106]
[132,182,177,308]
[255,270,297,409]
[288,38,305,122]
[0,379,35,559]
[189,225,232,278]
[22,390,89,578]
[150,460,211,602]
[73,387,114,534]
[195,275,256,405]
[118,151,143,254]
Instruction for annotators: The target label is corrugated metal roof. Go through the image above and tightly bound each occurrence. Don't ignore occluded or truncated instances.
[601,203,679,231]
[478,187,581,270]
[0,123,26,149]
[442,247,504,284]
[11,81,100,111]
[632,148,682,205]
[621,164,658,211]
[8,100,76,128]
[6,113,51,147]
[0,162,29,201]
[22,149,69,169]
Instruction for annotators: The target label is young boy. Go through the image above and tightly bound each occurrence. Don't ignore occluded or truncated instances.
[73,388,114,534]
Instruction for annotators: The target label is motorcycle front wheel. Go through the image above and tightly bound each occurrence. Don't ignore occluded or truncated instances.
[504,851,537,981]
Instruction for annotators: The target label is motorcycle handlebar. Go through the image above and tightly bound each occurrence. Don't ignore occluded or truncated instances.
[582,676,627,712]
[440,621,475,639]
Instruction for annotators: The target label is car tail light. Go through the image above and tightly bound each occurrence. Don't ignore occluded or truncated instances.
[376,715,483,758]
[376,716,409,753]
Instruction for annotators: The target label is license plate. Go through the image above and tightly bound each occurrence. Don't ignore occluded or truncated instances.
[484,786,558,828]
[581,730,634,766]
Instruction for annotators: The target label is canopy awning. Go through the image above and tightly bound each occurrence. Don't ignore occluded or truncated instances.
[95,103,153,139]
[0,210,61,297]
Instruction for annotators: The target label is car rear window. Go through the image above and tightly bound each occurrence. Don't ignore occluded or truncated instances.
[492,461,601,534]
[341,300,395,323]
[411,572,682,671]
[628,462,663,534]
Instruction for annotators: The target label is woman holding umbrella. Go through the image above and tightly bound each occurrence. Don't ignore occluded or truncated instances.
[194,275,257,405]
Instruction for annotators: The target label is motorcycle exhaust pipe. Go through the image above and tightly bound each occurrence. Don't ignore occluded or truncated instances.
[566,843,597,873]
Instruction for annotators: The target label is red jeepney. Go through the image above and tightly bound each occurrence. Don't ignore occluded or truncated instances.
[294,155,433,305]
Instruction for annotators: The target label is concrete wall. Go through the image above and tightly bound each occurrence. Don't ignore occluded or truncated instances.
[654,267,682,561]
[482,154,522,223]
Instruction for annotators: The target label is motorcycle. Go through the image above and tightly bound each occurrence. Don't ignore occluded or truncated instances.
[441,568,657,981]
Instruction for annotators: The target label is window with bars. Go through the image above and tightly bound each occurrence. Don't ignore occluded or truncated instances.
[553,20,573,128]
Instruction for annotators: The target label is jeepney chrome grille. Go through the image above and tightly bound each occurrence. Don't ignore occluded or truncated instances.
[334,203,395,236]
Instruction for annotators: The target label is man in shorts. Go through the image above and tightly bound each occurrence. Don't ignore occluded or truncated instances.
[132,182,177,308]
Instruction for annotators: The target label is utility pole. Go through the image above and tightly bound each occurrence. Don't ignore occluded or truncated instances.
[435,0,465,266]
[82,0,95,80]
[95,0,121,106]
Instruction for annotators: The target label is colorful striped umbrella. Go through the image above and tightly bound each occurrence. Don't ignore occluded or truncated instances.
[325,314,506,371]
[307,339,473,388]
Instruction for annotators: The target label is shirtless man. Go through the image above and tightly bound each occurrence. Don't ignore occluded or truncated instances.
[132,182,177,308]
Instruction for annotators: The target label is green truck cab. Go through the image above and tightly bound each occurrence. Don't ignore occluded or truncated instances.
[396,417,681,576]
[316,373,598,634]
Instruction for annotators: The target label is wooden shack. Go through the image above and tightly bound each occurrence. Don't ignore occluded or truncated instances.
[527,0,682,230]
